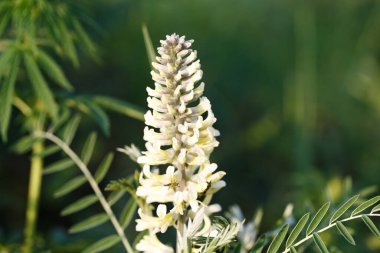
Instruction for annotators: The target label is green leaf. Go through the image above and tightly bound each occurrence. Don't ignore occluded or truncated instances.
[313,233,329,253]
[250,234,266,253]
[92,95,145,121]
[0,47,16,75]
[336,221,355,245]
[306,202,330,235]
[330,195,359,224]
[71,18,99,62]
[61,114,81,144]
[107,190,125,206]
[11,135,35,154]
[119,198,137,229]
[49,108,70,134]
[142,23,156,69]
[266,224,288,253]
[37,49,73,91]
[61,194,98,216]
[0,10,11,37]
[286,213,309,248]
[290,247,297,253]
[57,20,78,67]
[372,204,380,213]
[69,213,108,234]
[40,145,61,157]
[54,175,86,198]
[82,235,120,253]
[362,215,380,237]
[44,159,74,175]
[94,153,114,183]
[24,52,58,119]
[80,99,110,135]
[0,49,19,141]
[81,132,97,165]
[352,196,380,216]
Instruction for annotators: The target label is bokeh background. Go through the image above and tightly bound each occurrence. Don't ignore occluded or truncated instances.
[1,0,380,252]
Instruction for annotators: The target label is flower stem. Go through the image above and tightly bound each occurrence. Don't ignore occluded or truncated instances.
[23,140,44,253]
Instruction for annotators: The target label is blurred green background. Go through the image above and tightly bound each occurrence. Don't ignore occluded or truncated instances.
[1,0,380,251]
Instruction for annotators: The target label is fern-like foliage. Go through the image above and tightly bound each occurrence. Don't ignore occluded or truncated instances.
[32,117,141,253]
[265,195,380,253]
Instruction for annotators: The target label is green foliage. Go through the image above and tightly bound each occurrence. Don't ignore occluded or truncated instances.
[82,235,121,253]
[264,194,380,253]
[286,213,309,248]
[0,49,19,140]
[35,129,139,253]
[267,225,289,253]
[306,202,330,236]
[329,195,359,224]
[336,221,355,245]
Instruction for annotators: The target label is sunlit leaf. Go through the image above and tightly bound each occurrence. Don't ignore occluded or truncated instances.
[351,196,380,216]
[267,224,288,253]
[286,213,309,248]
[306,202,330,235]
[330,195,359,224]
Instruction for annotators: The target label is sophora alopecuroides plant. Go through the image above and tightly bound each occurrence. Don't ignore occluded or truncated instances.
[133,33,238,252]
[35,32,380,253]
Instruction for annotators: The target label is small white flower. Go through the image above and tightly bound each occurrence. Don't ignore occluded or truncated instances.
[136,234,173,253]
[136,205,174,233]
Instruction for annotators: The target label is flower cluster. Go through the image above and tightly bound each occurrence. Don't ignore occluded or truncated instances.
[135,34,226,252]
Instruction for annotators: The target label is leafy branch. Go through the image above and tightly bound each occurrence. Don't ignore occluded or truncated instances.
[266,195,380,253]
[34,130,135,253]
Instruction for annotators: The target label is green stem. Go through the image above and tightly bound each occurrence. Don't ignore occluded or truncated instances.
[23,140,44,253]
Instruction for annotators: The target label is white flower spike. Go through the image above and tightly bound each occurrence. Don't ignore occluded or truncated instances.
[135,33,226,252]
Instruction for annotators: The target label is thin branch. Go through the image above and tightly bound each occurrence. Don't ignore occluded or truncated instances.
[34,131,135,253]
[283,213,380,253]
